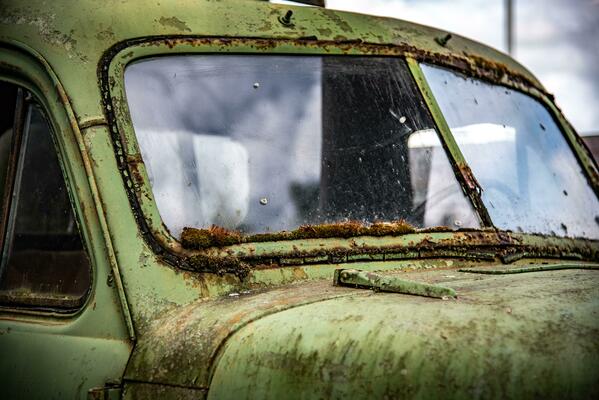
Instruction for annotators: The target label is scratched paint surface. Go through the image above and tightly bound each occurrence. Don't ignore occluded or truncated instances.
[0,1,598,398]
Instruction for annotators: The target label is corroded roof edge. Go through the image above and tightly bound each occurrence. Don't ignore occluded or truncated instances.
[0,0,542,90]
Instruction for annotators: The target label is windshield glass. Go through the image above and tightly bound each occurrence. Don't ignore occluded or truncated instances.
[124,56,479,237]
[422,64,599,239]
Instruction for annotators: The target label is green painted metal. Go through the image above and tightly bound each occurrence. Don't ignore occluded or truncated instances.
[122,382,207,400]
[209,268,599,399]
[460,263,599,274]
[333,268,457,299]
[0,0,597,398]
[334,268,457,298]
[0,47,132,399]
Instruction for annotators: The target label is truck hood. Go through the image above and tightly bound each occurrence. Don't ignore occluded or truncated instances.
[125,265,599,398]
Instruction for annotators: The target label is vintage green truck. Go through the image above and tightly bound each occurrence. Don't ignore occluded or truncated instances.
[0,0,598,398]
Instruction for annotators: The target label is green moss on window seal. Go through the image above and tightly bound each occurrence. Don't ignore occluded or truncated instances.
[181,221,420,250]
[185,253,250,278]
[181,225,243,248]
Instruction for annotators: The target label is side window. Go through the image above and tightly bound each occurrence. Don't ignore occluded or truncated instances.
[0,82,91,310]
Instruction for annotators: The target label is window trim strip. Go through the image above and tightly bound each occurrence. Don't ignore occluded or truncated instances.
[406,58,493,226]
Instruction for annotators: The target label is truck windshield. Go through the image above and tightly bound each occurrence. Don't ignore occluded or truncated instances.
[124,56,479,237]
[422,64,599,239]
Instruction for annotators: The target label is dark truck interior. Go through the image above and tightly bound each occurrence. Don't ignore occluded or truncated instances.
[0,81,90,309]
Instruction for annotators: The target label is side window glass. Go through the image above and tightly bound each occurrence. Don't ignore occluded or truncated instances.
[0,84,91,309]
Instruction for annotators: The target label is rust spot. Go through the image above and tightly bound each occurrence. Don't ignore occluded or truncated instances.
[457,162,480,191]
[186,253,250,278]
[175,228,599,277]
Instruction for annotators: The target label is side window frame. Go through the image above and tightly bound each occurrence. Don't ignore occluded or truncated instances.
[0,90,92,310]
[0,56,94,315]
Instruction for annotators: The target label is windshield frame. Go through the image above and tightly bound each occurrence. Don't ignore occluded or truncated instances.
[102,36,599,267]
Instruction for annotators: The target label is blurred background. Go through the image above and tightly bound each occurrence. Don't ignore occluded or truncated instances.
[277,0,599,161]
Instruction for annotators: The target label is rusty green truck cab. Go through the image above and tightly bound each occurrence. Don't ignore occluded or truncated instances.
[0,1,598,399]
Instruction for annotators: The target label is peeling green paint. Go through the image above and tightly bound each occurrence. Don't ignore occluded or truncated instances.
[157,16,192,32]
[460,263,599,274]
[0,1,597,398]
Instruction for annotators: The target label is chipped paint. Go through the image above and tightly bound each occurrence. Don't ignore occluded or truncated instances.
[1,1,598,398]
[157,16,192,33]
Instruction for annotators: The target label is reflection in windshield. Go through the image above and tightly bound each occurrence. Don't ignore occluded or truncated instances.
[422,64,599,239]
[125,56,479,237]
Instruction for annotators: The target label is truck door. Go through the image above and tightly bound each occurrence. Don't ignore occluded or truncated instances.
[0,52,132,400]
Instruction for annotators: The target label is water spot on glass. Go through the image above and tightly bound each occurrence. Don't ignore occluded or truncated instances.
[563,190,568,196]
[539,123,546,131]
[389,109,407,124]
[253,82,260,89]
[259,197,268,205]
[454,220,462,227]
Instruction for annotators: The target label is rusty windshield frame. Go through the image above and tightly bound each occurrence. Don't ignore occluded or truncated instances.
[101,36,599,272]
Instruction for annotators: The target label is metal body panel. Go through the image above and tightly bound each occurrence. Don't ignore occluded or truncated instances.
[0,1,597,398]
[209,267,599,399]
[0,48,132,398]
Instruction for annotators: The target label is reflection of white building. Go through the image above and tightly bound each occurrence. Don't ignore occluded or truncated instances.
[138,130,250,238]
[408,128,486,228]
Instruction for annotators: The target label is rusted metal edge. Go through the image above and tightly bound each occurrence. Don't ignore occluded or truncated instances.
[98,42,181,271]
[459,263,599,275]
[103,35,546,92]
[0,291,86,309]
[180,234,598,280]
